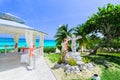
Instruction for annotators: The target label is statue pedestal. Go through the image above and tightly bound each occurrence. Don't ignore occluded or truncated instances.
[65,52,82,61]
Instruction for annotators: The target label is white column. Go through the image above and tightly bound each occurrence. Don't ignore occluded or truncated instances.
[14,34,19,52]
[39,34,44,55]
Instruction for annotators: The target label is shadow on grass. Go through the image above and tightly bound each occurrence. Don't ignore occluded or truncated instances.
[84,54,120,69]
[98,54,120,65]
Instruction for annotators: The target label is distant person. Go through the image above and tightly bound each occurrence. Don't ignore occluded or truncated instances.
[61,38,68,63]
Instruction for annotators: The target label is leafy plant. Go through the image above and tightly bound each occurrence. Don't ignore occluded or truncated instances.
[54,24,72,51]
[68,57,77,66]
[0,49,13,53]
[57,56,62,64]
[82,57,90,63]
[44,47,56,53]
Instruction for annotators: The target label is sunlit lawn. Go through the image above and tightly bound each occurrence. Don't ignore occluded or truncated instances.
[45,52,120,80]
[84,52,120,80]
[44,53,61,63]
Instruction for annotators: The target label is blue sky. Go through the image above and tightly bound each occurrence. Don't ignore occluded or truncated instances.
[0,0,120,39]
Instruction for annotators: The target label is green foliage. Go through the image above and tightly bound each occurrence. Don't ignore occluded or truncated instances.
[84,52,120,69]
[44,53,61,63]
[72,24,87,52]
[44,47,56,53]
[97,52,120,58]
[54,24,72,51]
[53,4,120,54]
[101,67,120,80]
[0,49,5,53]
[0,49,13,53]
[83,3,120,54]
[83,53,120,80]
[57,56,62,64]
[82,57,91,63]
[18,48,21,52]
[68,57,77,66]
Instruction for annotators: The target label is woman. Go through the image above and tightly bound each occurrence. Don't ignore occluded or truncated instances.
[61,38,68,63]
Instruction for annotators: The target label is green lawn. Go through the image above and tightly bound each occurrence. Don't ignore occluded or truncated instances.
[45,52,120,80]
[97,52,120,57]
[44,53,61,63]
[84,52,120,80]
[101,67,120,80]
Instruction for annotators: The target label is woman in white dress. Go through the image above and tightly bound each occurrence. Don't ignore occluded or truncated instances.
[61,38,68,63]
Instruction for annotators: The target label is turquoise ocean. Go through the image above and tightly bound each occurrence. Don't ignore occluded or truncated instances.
[0,38,56,49]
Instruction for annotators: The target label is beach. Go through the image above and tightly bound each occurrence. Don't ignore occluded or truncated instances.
[0,38,56,49]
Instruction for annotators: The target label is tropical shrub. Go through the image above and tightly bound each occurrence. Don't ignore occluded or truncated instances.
[57,56,62,64]
[0,49,13,53]
[18,48,21,52]
[68,57,77,66]
[82,57,91,63]
[0,49,5,53]
[54,24,72,51]
[44,47,56,53]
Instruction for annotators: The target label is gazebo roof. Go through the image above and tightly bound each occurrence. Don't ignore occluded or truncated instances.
[0,13,47,35]
[0,12,25,24]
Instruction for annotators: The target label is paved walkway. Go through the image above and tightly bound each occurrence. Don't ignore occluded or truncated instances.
[0,53,56,80]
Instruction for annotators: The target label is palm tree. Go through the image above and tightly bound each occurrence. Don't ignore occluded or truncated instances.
[54,24,72,51]
[72,24,87,52]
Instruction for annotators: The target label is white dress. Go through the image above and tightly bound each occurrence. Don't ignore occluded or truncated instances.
[61,41,67,52]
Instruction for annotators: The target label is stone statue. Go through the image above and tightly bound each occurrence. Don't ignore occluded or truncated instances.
[67,34,82,53]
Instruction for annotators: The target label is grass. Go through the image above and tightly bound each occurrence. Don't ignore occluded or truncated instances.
[44,53,61,63]
[45,52,120,80]
[101,67,120,80]
[83,52,120,69]
[97,52,120,57]
[83,52,120,80]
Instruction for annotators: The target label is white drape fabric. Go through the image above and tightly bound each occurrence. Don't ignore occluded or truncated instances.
[39,34,44,55]
[25,30,34,67]
[33,34,36,48]
[25,30,33,48]
[14,34,19,52]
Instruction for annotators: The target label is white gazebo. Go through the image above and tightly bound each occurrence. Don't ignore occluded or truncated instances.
[0,13,47,69]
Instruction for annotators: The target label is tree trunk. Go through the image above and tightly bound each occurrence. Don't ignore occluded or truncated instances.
[81,44,86,52]
[90,36,111,55]
[81,45,84,52]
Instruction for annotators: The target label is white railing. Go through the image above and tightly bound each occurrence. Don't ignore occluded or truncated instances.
[33,48,43,58]
[32,48,43,69]
[21,48,43,69]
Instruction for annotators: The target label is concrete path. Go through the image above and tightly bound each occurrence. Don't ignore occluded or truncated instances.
[0,53,56,80]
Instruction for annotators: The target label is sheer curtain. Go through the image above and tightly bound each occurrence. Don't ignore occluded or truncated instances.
[14,34,19,52]
[25,30,33,48]
[25,30,34,67]
[39,34,44,55]
[33,34,36,48]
